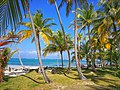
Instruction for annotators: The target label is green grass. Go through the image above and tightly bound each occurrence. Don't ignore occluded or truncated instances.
[0,68,120,90]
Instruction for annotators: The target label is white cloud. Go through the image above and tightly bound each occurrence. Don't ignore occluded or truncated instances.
[28,50,37,54]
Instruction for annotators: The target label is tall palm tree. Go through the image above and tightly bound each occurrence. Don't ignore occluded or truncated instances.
[58,0,88,79]
[27,9,51,83]
[74,0,86,80]
[0,0,51,83]
[43,30,72,68]
[77,3,98,72]
[18,11,56,83]
[48,0,71,72]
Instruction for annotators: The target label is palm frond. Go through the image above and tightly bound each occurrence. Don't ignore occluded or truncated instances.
[44,23,56,28]
[17,30,32,42]
[43,44,58,57]
[0,0,29,36]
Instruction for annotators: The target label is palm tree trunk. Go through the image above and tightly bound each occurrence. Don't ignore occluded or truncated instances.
[86,56,89,69]
[67,50,71,73]
[0,65,4,83]
[110,47,112,68]
[11,38,24,68]
[74,0,86,80]
[60,51,64,68]
[14,43,24,67]
[53,0,71,72]
[101,58,105,68]
[37,34,51,82]
[88,25,96,72]
[28,8,51,83]
[84,33,89,69]
[78,38,80,60]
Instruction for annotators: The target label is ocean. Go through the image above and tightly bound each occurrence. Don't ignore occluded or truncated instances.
[8,58,87,67]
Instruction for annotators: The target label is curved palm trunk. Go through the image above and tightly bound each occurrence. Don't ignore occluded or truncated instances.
[53,0,71,72]
[37,35,51,82]
[88,25,96,72]
[60,51,64,68]
[74,0,87,80]
[28,9,51,83]
[14,43,24,67]
[11,38,24,67]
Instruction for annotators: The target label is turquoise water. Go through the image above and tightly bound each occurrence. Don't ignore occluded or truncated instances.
[8,58,87,67]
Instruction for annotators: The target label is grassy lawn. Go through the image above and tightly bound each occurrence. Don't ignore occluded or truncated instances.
[0,68,120,90]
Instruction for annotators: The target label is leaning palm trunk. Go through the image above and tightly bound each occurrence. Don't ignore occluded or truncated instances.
[14,43,24,67]
[28,8,51,83]
[74,0,86,80]
[11,38,24,67]
[37,35,51,82]
[54,0,71,72]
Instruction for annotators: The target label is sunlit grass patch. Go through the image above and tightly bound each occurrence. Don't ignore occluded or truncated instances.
[0,68,120,90]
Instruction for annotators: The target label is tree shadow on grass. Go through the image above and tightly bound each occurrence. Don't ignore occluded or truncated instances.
[63,73,79,80]
[92,77,120,89]
[3,76,15,82]
[21,75,45,84]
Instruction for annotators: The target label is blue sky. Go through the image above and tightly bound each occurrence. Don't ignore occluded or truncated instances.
[12,0,99,59]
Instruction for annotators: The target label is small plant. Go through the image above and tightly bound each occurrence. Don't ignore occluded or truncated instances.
[0,48,17,83]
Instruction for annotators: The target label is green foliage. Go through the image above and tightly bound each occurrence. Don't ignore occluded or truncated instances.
[43,30,73,57]
[0,0,29,35]
[115,70,120,78]
[18,10,56,45]
[0,48,17,68]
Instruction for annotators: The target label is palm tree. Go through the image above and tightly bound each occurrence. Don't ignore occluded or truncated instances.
[96,0,120,68]
[18,11,56,83]
[48,0,71,72]
[0,47,17,83]
[18,11,55,45]
[0,0,51,83]
[43,30,65,67]
[0,0,29,35]
[43,30,72,68]
[77,3,98,72]
[58,0,88,79]
[0,32,24,67]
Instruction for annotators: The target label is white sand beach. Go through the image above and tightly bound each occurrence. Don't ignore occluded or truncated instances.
[4,65,39,77]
